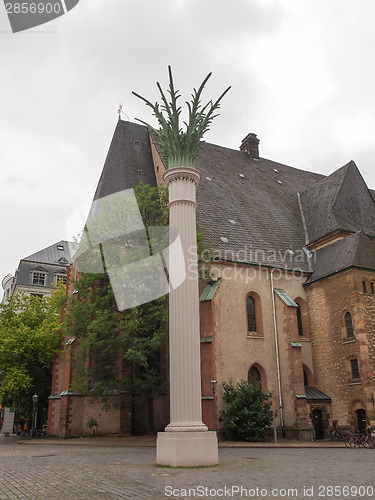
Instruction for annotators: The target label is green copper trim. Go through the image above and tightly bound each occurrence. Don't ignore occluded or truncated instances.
[199,278,221,301]
[274,288,298,307]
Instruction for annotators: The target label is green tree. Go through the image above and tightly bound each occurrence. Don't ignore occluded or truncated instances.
[64,183,170,402]
[219,380,273,442]
[0,286,65,420]
[63,272,168,400]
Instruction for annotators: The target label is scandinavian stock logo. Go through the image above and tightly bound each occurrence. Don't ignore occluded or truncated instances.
[67,189,185,312]
[3,0,79,32]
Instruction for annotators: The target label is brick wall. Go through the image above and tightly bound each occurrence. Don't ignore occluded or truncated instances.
[305,269,375,429]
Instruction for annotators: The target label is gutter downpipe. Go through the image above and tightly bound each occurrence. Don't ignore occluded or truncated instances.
[270,269,284,436]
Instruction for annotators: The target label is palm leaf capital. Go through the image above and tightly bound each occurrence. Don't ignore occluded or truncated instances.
[133,66,230,169]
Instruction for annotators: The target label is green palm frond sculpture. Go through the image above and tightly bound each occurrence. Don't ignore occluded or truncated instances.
[132,66,230,168]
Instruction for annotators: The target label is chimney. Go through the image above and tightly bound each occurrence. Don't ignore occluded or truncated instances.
[240,133,260,159]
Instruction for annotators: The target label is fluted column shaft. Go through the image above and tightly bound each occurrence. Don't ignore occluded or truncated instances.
[163,167,207,432]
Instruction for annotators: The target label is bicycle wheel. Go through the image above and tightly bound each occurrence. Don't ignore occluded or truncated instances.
[345,436,355,448]
[363,436,373,448]
[354,436,362,448]
[362,438,371,448]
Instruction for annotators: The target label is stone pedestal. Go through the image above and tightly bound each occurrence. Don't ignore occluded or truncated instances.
[157,431,218,467]
[157,166,218,466]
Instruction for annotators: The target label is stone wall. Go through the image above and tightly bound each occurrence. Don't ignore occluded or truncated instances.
[207,262,313,436]
[305,268,375,430]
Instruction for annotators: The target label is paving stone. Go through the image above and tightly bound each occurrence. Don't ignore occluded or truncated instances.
[0,438,373,499]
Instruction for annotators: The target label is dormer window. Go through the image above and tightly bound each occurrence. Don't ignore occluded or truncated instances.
[55,273,67,285]
[32,271,46,286]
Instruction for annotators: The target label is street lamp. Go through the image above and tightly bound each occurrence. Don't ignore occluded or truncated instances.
[210,379,217,430]
[32,394,38,434]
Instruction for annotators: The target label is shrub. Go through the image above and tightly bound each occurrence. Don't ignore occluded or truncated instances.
[86,417,98,434]
[219,380,273,441]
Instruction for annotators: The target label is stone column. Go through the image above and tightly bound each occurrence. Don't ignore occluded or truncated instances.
[156,166,218,466]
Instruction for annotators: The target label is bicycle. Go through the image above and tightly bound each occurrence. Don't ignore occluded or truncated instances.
[361,428,374,448]
[344,434,356,448]
[329,428,344,441]
[345,429,374,448]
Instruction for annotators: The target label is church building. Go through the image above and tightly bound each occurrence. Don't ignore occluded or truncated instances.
[48,120,375,440]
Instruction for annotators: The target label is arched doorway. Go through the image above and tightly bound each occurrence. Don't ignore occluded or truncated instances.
[356,409,367,433]
[247,363,267,390]
[312,409,324,440]
[248,366,261,384]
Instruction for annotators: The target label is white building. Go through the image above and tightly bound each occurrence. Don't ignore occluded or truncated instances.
[1,240,72,303]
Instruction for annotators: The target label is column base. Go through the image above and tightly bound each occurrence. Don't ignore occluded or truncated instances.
[156,431,218,467]
[165,422,208,432]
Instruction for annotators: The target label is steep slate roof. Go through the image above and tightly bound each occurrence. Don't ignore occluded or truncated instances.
[305,231,375,284]
[300,161,375,244]
[93,120,156,201]
[22,240,71,265]
[194,143,322,271]
[93,120,375,276]
[16,240,72,288]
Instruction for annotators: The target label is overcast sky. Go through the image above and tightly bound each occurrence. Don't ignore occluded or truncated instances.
[1,0,375,288]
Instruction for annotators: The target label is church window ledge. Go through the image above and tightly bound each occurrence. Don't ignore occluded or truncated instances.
[343,337,356,344]
[348,379,361,386]
[247,332,264,339]
[200,336,213,343]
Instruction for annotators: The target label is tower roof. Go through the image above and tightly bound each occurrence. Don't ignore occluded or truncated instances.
[93,120,156,201]
[305,231,375,284]
[300,161,375,244]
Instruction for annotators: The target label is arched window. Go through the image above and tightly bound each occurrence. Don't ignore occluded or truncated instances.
[303,369,308,387]
[248,366,261,384]
[296,302,304,337]
[246,292,263,337]
[345,312,354,338]
[248,364,267,389]
[302,364,314,387]
[350,358,360,380]
[294,297,310,339]
[247,296,257,332]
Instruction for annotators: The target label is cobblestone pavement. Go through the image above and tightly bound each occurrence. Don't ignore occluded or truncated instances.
[0,436,374,499]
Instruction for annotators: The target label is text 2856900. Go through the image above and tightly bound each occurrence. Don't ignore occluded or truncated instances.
[318,485,373,497]
[5,3,62,14]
